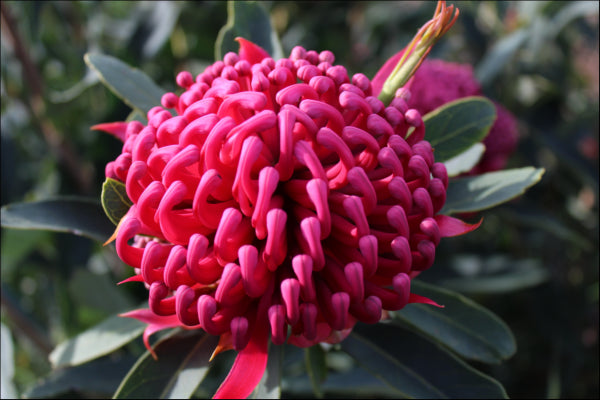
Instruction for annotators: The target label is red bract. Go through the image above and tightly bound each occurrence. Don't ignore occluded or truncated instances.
[95,37,480,398]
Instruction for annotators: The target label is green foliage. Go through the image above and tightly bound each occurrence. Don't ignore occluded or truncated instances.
[341,323,509,398]
[84,53,168,115]
[0,198,114,242]
[441,167,546,214]
[114,330,218,399]
[49,314,145,369]
[101,177,132,226]
[423,96,496,162]
[392,280,516,364]
[215,1,283,60]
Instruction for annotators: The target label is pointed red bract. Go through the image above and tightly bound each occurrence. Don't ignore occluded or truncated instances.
[435,214,482,237]
[236,37,270,64]
[91,121,129,142]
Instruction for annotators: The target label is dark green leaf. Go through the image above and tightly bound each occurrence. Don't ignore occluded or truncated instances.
[341,323,509,399]
[440,167,546,214]
[305,345,327,398]
[215,1,283,60]
[282,365,400,398]
[25,353,138,399]
[424,96,496,162]
[68,269,136,315]
[84,52,166,114]
[50,314,145,368]
[1,197,115,242]
[442,255,550,294]
[250,343,283,399]
[101,177,132,226]
[114,330,218,399]
[390,280,516,364]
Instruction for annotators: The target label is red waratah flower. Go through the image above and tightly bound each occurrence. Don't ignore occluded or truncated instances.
[377,57,519,174]
[93,5,480,398]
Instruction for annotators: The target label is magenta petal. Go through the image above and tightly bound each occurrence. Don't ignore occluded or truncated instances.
[435,214,482,237]
[236,37,270,65]
[370,48,406,97]
[91,121,129,142]
[213,331,269,399]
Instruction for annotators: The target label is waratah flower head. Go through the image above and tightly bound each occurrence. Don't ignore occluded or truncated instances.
[95,32,479,398]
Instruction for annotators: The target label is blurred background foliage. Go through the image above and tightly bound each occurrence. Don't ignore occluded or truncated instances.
[1,1,598,398]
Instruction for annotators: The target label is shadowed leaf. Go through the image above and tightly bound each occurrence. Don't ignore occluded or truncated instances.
[1,197,115,242]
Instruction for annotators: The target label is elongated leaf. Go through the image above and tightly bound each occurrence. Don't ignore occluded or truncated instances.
[440,167,545,214]
[282,365,402,398]
[443,143,486,177]
[50,314,145,368]
[1,197,115,242]
[390,280,516,364]
[84,53,166,114]
[114,330,218,399]
[101,177,132,226]
[26,354,138,399]
[305,345,327,398]
[341,323,509,399]
[250,343,283,399]
[424,96,496,162]
[441,263,550,294]
[475,29,528,85]
[215,1,283,60]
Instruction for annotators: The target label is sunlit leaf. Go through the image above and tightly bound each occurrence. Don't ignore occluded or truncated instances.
[50,314,145,368]
[1,197,115,242]
[114,330,218,399]
[101,177,132,226]
[440,167,546,214]
[424,96,496,162]
[215,1,283,60]
[341,323,509,398]
[84,52,166,114]
[305,345,327,398]
[443,143,486,177]
[250,343,283,399]
[391,280,516,364]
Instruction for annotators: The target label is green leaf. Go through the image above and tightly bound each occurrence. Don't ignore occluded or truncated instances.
[50,314,145,368]
[440,167,546,214]
[1,197,115,242]
[424,96,496,162]
[305,345,327,398]
[25,354,138,399]
[84,52,166,115]
[250,343,283,399]
[390,280,516,364]
[442,255,550,294]
[114,330,218,399]
[282,365,401,398]
[341,323,509,399]
[101,177,133,226]
[443,143,486,177]
[475,29,528,85]
[215,1,284,61]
